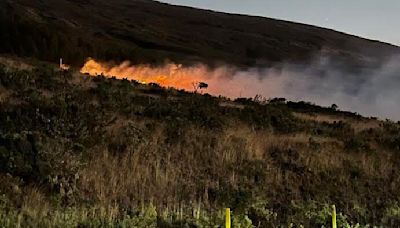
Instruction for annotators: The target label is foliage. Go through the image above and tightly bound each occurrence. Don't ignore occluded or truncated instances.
[0,63,400,227]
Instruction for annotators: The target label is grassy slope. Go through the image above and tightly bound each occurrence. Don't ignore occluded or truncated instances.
[1,0,399,69]
[0,59,400,227]
[1,1,400,226]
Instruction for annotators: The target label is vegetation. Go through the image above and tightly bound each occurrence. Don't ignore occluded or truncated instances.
[1,1,399,227]
[1,0,399,68]
[0,60,399,227]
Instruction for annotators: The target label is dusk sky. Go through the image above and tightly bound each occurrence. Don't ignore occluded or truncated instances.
[160,0,400,46]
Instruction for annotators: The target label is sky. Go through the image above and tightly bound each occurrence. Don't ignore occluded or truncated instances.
[159,0,400,46]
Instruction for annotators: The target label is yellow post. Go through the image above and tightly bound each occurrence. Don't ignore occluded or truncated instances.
[225,208,231,228]
[332,205,337,228]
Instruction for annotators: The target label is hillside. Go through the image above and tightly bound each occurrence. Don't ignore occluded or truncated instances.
[0,58,400,227]
[1,0,399,69]
[1,0,400,227]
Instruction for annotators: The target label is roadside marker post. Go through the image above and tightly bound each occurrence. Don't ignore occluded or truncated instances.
[332,205,337,228]
[225,208,231,228]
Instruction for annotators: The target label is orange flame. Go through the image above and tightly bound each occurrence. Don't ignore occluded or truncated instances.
[80,58,225,91]
[79,58,269,98]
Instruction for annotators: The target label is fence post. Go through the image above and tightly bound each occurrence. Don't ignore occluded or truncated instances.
[332,205,337,228]
[225,208,231,228]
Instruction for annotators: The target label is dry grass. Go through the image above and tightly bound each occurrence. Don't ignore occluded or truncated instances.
[0,56,33,71]
[0,86,11,103]
[294,112,346,124]
[0,114,396,226]
[21,188,50,221]
[294,112,381,132]
[351,119,382,132]
[76,121,396,214]
[79,125,181,208]
[70,72,97,88]
[2,62,399,226]
[219,101,245,109]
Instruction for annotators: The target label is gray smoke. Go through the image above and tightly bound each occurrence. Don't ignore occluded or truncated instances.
[208,55,400,121]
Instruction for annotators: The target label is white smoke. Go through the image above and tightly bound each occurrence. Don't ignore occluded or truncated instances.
[202,55,400,121]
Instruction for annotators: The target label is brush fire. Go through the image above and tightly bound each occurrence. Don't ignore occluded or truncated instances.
[80,58,218,92]
[79,58,269,98]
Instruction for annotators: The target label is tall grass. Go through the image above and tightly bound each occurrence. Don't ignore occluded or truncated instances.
[1,65,400,227]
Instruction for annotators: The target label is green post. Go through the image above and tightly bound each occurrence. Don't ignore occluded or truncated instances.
[332,205,337,228]
[225,208,231,228]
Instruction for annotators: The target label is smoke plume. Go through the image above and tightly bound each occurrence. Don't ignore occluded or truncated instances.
[81,55,400,121]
